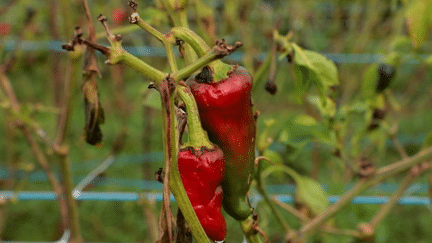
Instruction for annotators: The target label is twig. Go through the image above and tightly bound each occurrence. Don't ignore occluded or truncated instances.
[0,67,70,230]
[255,157,293,235]
[273,197,309,222]
[240,215,263,243]
[390,123,408,159]
[172,40,242,82]
[296,146,432,241]
[370,163,431,227]
[273,198,361,238]
[159,77,175,243]
[129,1,178,72]
[139,197,159,242]
[254,225,269,243]
[319,226,361,238]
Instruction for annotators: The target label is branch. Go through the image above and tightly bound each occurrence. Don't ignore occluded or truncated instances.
[0,68,69,231]
[254,157,293,235]
[159,77,211,243]
[172,39,242,82]
[369,163,431,228]
[159,77,176,242]
[296,146,432,241]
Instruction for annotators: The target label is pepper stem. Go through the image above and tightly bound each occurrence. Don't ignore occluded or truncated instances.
[178,86,213,150]
[170,27,233,82]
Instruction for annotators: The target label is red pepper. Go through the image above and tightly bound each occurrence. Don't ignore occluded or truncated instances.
[178,147,226,241]
[187,65,256,221]
[177,86,227,241]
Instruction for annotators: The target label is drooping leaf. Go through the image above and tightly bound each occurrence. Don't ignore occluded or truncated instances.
[83,81,104,146]
[81,13,103,147]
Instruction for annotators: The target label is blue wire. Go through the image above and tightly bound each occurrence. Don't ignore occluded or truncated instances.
[1,191,430,205]
[3,39,427,64]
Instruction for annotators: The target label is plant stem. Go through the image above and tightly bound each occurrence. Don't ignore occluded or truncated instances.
[117,51,166,82]
[21,127,69,229]
[255,158,293,234]
[130,8,179,72]
[58,151,83,243]
[370,164,430,227]
[273,198,362,238]
[92,16,166,83]
[172,47,231,82]
[252,49,272,93]
[96,25,140,40]
[132,12,166,41]
[0,69,69,231]
[55,58,79,145]
[170,27,232,81]
[160,80,211,243]
[240,215,262,243]
[160,0,197,65]
[171,27,210,57]
[177,86,213,149]
[55,53,82,243]
[296,146,432,241]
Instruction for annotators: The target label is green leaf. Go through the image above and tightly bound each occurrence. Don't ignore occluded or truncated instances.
[295,175,329,215]
[263,149,283,165]
[294,114,317,126]
[292,43,339,87]
[292,114,336,147]
[260,150,284,180]
[374,93,386,110]
[278,129,291,145]
[291,64,311,103]
[142,89,162,110]
[406,0,432,48]
[257,119,276,152]
[291,44,339,104]
[390,36,413,53]
[263,165,329,216]
[368,128,387,155]
[347,101,368,113]
[361,64,379,99]
[307,95,336,118]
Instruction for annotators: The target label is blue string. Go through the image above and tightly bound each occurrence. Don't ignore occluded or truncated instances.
[2,39,427,64]
[1,191,430,205]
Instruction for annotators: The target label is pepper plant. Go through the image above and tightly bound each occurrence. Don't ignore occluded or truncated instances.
[3,0,432,243]
[58,0,432,242]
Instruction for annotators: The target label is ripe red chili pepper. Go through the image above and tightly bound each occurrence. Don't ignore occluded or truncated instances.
[187,65,256,221]
[177,86,227,241]
[178,147,227,241]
